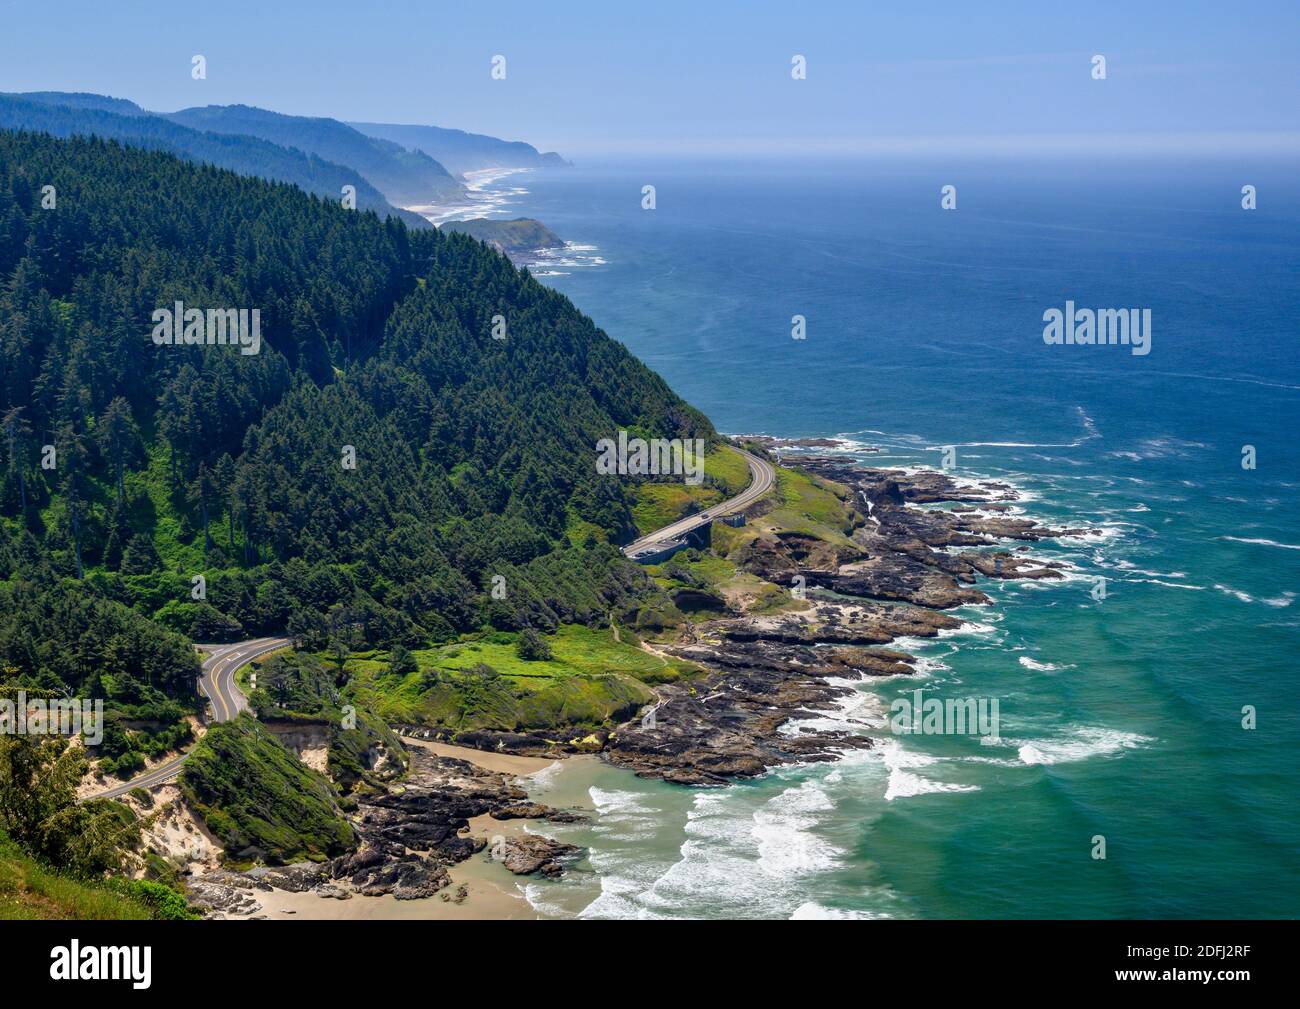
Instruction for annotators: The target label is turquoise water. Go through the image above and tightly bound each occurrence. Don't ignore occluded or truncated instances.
[471,159,1300,918]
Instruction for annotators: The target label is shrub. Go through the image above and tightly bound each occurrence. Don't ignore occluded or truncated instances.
[111,878,199,920]
[516,627,551,661]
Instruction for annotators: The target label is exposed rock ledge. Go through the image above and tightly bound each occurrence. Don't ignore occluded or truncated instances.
[605,459,1096,786]
[187,748,584,917]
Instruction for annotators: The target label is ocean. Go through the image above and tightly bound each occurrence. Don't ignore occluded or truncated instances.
[438,156,1300,918]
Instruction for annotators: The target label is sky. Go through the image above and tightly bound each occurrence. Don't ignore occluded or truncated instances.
[1,0,1297,158]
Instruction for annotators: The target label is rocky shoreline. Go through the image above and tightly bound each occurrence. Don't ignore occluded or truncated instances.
[187,747,584,918]
[185,448,1093,913]
[603,452,1094,785]
[385,454,1091,788]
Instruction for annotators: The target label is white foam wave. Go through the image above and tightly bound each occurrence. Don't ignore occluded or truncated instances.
[1213,584,1295,607]
[780,680,885,737]
[524,760,564,790]
[525,240,606,273]
[790,901,889,920]
[878,739,980,800]
[938,619,999,639]
[1008,726,1152,765]
[592,783,845,919]
[1017,656,1073,672]
[752,780,839,877]
[1219,536,1300,551]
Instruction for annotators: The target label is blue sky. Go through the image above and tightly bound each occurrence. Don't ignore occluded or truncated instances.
[1,0,1296,157]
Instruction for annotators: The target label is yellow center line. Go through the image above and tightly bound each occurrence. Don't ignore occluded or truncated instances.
[204,653,232,722]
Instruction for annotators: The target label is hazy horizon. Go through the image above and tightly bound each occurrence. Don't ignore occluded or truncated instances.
[1,0,1296,161]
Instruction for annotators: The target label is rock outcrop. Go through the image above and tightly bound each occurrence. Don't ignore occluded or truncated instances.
[491,835,581,877]
[605,456,1093,785]
[189,748,586,913]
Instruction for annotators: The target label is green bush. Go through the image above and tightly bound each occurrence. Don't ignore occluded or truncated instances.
[109,878,199,920]
[516,627,552,661]
[180,714,354,864]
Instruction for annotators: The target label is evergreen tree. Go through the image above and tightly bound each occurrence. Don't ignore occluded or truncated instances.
[96,396,141,506]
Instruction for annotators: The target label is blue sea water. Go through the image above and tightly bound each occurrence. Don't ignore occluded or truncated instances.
[462,157,1300,918]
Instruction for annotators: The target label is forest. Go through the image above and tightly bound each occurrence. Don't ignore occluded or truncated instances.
[0,129,717,746]
[0,92,423,225]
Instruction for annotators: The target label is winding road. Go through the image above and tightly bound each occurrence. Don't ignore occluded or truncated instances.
[85,636,289,800]
[621,445,776,561]
[85,448,774,799]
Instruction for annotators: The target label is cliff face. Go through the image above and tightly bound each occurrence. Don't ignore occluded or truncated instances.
[348,120,570,178]
[438,217,565,259]
[261,720,330,773]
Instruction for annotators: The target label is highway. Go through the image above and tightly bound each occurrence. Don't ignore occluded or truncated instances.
[85,448,774,799]
[621,445,776,561]
[84,636,289,800]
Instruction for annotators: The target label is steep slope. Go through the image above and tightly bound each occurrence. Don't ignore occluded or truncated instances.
[440,217,565,257]
[0,129,711,671]
[349,120,568,177]
[0,92,428,228]
[167,104,464,206]
[180,714,354,864]
[0,832,170,919]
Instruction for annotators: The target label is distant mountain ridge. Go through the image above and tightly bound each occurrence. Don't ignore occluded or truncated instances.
[0,92,430,228]
[349,120,569,178]
[1,92,570,222]
[164,104,464,207]
[13,91,148,117]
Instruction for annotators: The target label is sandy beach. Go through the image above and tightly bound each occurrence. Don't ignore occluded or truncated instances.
[233,741,576,921]
[404,737,558,776]
[249,856,538,920]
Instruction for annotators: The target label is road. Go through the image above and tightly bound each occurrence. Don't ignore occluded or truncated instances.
[85,449,773,798]
[621,445,776,561]
[84,636,289,800]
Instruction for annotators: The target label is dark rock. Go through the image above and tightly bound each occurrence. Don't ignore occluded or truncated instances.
[490,802,588,824]
[352,855,450,899]
[249,862,328,893]
[493,834,582,877]
[606,455,1087,785]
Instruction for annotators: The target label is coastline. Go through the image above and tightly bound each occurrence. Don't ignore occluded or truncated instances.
[215,742,590,921]
[406,167,534,225]
[600,440,1092,786]
[407,167,604,274]
[261,156,1300,922]
[250,163,1300,920]
[173,433,1104,921]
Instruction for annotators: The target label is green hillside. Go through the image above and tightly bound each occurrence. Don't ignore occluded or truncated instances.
[0,92,426,227]
[180,714,354,864]
[166,104,464,206]
[0,832,157,920]
[440,217,565,255]
[0,129,710,756]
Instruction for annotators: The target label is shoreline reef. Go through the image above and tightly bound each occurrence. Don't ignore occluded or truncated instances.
[182,740,584,920]
[603,441,1093,785]
[162,440,1093,919]
[349,441,1092,791]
